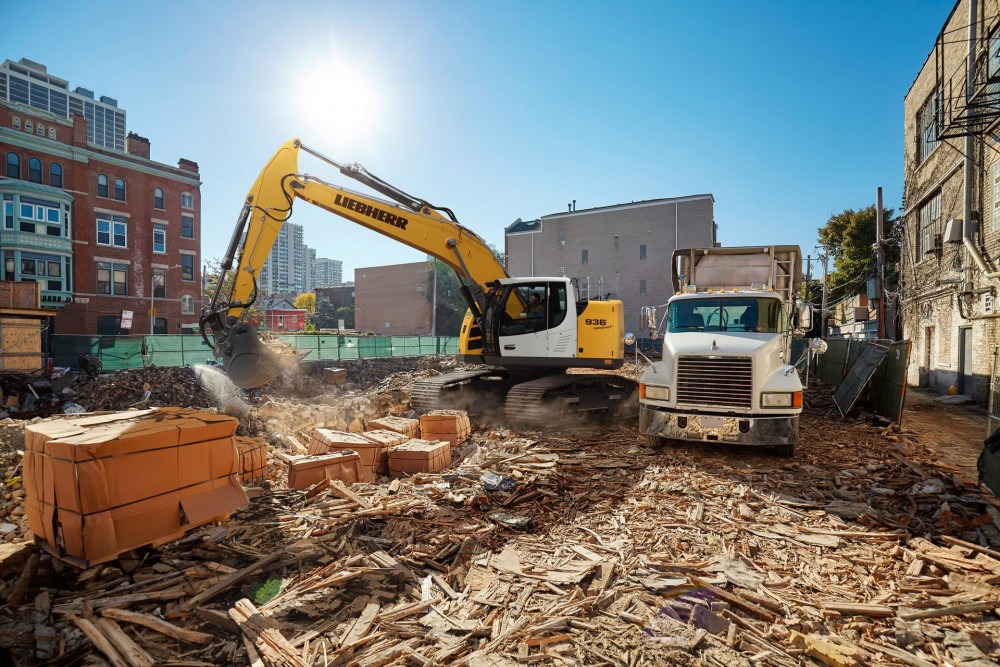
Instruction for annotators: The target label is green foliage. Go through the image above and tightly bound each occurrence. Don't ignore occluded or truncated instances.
[425,260,469,336]
[202,257,261,322]
[293,291,316,313]
[252,578,284,605]
[302,320,317,334]
[817,205,898,302]
[313,295,338,329]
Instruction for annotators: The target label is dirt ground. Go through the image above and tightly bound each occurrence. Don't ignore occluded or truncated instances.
[900,388,989,482]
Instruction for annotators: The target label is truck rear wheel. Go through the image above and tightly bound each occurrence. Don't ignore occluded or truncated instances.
[774,444,795,458]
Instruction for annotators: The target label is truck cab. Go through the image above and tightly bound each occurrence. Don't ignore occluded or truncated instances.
[638,246,806,456]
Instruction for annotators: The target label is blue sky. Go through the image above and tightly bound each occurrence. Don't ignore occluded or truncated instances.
[6,1,954,279]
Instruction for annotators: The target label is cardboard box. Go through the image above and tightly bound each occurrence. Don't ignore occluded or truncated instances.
[367,416,420,438]
[287,451,363,489]
[235,436,268,484]
[310,429,388,481]
[22,408,247,567]
[388,439,450,476]
[419,410,471,447]
[361,429,409,448]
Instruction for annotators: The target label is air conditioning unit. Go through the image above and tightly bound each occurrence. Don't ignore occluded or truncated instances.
[924,234,943,255]
[854,306,870,322]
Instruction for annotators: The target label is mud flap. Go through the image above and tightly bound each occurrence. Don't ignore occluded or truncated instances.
[979,427,1000,498]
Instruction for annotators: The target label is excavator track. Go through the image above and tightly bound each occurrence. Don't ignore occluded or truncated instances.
[504,373,639,429]
[410,369,508,414]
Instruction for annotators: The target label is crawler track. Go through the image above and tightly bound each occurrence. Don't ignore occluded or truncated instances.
[505,373,639,429]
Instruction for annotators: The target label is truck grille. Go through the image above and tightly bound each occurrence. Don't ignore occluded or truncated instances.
[676,356,753,409]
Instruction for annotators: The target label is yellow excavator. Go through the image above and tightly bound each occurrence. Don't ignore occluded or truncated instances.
[201,139,636,426]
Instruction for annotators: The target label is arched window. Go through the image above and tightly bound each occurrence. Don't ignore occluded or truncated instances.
[50,163,63,188]
[97,174,108,197]
[181,295,195,314]
[28,157,42,183]
[6,152,20,179]
[181,192,193,208]
[154,187,164,209]
[114,178,126,201]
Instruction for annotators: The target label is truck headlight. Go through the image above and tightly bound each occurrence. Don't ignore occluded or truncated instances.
[761,392,802,408]
[640,384,669,401]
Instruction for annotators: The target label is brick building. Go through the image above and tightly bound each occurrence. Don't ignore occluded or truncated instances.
[354,262,431,335]
[901,0,1000,401]
[264,299,307,332]
[0,58,201,335]
[505,196,716,336]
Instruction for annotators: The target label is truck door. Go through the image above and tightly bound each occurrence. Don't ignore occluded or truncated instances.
[497,282,575,360]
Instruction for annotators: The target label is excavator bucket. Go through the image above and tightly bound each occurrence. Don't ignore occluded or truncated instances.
[222,324,302,389]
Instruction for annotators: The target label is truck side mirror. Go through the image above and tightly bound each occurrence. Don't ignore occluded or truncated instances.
[797,303,812,331]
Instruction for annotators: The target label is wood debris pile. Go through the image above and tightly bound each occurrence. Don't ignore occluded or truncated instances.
[0,397,998,666]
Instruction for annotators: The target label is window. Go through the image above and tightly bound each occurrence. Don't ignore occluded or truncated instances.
[994,160,1000,231]
[498,282,568,336]
[181,254,194,280]
[152,269,166,298]
[181,295,195,314]
[640,279,647,295]
[19,253,63,291]
[49,162,62,188]
[153,318,168,335]
[114,178,126,201]
[917,192,942,257]
[48,127,56,140]
[6,152,20,179]
[278,314,285,328]
[3,196,12,229]
[153,187,164,210]
[11,117,19,130]
[582,249,588,265]
[640,244,647,260]
[28,157,42,183]
[181,214,194,238]
[989,26,1000,84]
[918,88,941,164]
[668,297,782,333]
[97,262,128,296]
[36,124,44,136]
[181,192,193,208]
[24,120,32,133]
[96,315,122,336]
[97,174,108,197]
[97,213,128,248]
[153,223,166,253]
[17,197,61,234]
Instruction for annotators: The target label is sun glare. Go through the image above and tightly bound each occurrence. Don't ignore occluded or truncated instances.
[294,58,382,153]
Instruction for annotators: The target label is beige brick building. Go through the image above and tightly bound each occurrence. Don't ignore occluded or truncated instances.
[354,261,431,335]
[505,196,716,336]
[901,0,1000,401]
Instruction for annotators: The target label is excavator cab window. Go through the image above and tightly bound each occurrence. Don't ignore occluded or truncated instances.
[498,283,567,336]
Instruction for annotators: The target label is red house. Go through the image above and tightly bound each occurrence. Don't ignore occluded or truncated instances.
[264,299,307,331]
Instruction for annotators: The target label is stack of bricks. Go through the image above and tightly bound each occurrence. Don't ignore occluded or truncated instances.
[287,451,363,489]
[234,436,268,485]
[419,410,471,448]
[308,429,386,482]
[387,439,451,477]
[366,416,420,439]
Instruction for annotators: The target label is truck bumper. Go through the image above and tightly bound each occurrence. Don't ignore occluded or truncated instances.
[639,405,798,446]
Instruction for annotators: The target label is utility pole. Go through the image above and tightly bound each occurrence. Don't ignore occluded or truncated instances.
[875,187,886,339]
[430,260,438,337]
[821,252,829,338]
[805,255,813,303]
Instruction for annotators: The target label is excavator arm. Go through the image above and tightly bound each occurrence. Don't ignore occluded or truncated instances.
[201,138,508,388]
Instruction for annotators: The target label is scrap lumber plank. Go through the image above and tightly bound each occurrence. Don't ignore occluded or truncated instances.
[95,617,155,667]
[8,552,40,606]
[229,598,307,667]
[328,478,371,508]
[343,602,381,646]
[898,600,1000,620]
[940,535,1000,562]
[818,602,895,618]
[69,614,131,667]
[195,607,240,634]
[858,640,936,667]
[102,608,214,645]
[692,577,778,623]
[179,552,282,612]
[789,631,865,667]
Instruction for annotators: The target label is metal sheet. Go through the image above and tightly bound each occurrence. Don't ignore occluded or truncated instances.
[833,344,889,416]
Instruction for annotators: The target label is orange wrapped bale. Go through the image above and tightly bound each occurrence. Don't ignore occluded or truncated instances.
[311,429,387,481]
[23,408,247,568]
[234,436,268,484]
[388,439,450,476]
[287,451,364,489]
[419,410,471,447]
[366,416,420,438]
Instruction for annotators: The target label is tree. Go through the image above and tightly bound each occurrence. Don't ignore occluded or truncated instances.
[201,258,261,324]
[313,294,338,329]
[293,291,316,313]
[425,260,468,336]
[817,205,899,303]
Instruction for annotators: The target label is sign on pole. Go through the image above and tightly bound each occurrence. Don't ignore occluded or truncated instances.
[120,310,134,330]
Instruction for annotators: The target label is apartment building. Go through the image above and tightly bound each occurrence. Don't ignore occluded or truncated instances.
[0,58,201,335]
[259,221,315,296]
[314,257,343,287]
[505,196,716,336]
[901,0,1000,400]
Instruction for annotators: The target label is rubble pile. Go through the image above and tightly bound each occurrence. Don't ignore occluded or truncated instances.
[73,366,217,411]
[0,391,997,665]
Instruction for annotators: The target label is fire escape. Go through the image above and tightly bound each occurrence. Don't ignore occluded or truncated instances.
[935,12,1000,140]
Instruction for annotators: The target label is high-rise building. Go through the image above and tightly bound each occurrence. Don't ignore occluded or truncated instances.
[259,221,315,295]
[1,58,201,335]
[1,59,125,151]
[313,257,343,287]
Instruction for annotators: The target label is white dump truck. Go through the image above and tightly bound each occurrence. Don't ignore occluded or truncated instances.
[637,245,809,456]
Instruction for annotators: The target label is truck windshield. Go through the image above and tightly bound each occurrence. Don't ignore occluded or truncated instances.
[668,297,782,333]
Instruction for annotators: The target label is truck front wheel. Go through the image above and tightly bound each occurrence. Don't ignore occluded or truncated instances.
[646,435,673,449]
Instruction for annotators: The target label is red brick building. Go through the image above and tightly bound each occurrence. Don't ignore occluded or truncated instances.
[0,60,201,335]
[264,299,307,331]
[355,262,431,335]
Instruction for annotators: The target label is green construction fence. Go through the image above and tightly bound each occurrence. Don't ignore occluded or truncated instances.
[51,334,460,370]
